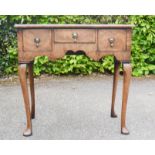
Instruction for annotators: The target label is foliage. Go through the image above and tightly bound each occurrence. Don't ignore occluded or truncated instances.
[130,16,155,76]
[0,15,154,77]
[33,55,114,76]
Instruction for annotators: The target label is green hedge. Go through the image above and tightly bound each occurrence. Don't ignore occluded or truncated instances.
[0,15,155,77]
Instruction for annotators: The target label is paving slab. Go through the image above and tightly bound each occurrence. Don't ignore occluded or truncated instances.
[0,74,155,139]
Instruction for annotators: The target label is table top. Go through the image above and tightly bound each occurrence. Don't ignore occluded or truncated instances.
[15,24,134,29]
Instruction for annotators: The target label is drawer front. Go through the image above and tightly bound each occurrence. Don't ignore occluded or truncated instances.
[23,29,52,52]
[54,29,96,43]
[98,30,126,51]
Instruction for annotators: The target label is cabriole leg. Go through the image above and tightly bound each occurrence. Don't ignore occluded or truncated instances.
[18,63,32,136]
[28,62,35,119]
[121,62,132,135]
[111,57,120,117]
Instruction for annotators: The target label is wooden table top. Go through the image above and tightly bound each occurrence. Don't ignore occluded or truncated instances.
[15,24,134,29]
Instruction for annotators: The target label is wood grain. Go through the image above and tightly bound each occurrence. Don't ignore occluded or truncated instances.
[16,24,133,136]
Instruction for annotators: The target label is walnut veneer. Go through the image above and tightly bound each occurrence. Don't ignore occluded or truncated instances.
[15,24,134,136]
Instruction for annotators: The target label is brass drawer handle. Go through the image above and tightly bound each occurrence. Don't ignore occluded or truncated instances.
[34,37,40,48]
[108,38,115,47]
[72,32,78,42]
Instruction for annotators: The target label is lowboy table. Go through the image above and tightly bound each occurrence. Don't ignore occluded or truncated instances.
[15,24,134,136]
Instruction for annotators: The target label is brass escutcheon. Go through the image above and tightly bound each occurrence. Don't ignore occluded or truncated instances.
[108,38,115,47]
[72,32,78,42]
[34,37,40,48]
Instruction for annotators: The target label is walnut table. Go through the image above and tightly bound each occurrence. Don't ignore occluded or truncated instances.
[15,24,134,136]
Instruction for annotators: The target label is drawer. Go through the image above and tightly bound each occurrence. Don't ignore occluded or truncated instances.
[23,29,52,52]
[98,30,126,51]
[54,29,96,43]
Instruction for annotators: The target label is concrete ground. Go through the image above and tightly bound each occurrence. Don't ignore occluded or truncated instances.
[0,74,155,140]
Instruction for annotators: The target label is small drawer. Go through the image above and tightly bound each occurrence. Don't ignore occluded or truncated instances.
[54,29,96,43]
[23,29,52,52]
[98,30,126,51]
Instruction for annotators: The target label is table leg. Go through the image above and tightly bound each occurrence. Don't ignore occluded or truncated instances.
[121,62,132,135]
[111,58,120,117]
[18,64,32,136]
[28,62,35,119]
